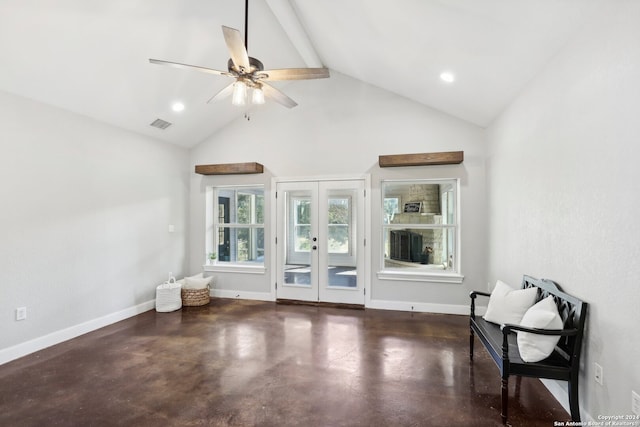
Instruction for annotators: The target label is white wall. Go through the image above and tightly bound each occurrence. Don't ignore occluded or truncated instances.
[0,91,190,361]
[486,2,640,419]
[190,71,486,311]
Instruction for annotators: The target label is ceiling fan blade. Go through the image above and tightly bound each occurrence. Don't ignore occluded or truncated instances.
[258,68,330,81]
[261,82,298,108]
[149,59,232,77]
[222,26,250,72]
[206,82,235,104]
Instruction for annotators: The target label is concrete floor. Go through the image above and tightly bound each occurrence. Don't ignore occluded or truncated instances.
[0,299,570,426]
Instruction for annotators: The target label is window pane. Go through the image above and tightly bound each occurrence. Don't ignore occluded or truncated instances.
[256,227,265,259]
[216,227,264,263]
[217,188,264,225]
[218,191,232,224]
[384,228,455,269]
[256,194,264,224]
[384,198,399,224]
[237,193,253,224]
[383,227,454,270]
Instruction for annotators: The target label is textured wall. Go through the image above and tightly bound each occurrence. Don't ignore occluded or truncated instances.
[0,91,189,355]
[486,2,640,420]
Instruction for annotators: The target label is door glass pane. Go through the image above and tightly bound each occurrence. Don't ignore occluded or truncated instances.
[285,193,312,286]
[294,225,311,252]
[326,191,356,288]
[293,198,311,252]
[328,198,349,254]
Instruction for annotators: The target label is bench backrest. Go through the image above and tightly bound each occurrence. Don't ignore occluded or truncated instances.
[522,275,588,363]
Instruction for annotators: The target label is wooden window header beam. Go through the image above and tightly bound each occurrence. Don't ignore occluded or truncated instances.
[379,151,463,167]
[195,162,264,175]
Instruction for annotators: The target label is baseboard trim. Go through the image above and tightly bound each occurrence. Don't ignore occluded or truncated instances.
[211,289,274,301]
[540,379,569,414]
[539,378,592,421]
[367,299,470,315]
[0,300,155,366]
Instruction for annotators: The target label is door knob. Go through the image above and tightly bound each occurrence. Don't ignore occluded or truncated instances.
[312,245,317,250]
[312,237,317,242]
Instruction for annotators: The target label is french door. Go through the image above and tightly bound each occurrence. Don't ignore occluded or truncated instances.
[276,179,365,305]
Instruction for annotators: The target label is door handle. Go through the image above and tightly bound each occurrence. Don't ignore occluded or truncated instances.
[312,245,317,250]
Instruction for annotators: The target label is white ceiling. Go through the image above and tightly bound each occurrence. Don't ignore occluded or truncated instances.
[0,0,599,148]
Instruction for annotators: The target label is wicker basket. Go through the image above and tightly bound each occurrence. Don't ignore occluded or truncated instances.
[181,286,210,306]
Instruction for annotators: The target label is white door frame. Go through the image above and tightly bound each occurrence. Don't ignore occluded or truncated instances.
[271,174,370,305]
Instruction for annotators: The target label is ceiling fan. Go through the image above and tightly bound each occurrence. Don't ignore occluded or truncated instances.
[149,0,329,109]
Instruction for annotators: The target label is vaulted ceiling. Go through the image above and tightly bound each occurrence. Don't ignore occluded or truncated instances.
[0,0,599,148]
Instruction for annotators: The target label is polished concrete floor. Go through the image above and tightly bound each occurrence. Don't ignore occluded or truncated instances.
[0,299,570,426]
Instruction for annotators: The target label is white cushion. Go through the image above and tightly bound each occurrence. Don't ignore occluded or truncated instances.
[182,274,213,290]
[483,280,538,325]
[517,296,563,362]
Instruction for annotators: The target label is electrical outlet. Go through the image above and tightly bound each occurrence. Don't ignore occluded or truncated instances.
[632,390,640,416]
[594,363,603,385]
[16,307,27,321]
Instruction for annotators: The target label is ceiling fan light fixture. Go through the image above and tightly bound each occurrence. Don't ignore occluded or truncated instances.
[251,86,265,105]
[232,80,248,106]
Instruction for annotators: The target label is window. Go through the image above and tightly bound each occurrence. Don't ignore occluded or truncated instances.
[379,179,461,283]
[209,186,264,268]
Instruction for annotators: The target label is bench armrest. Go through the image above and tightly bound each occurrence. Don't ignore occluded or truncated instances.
[501,324,579,337]
[469,290,491,317]
[470,290,491,299]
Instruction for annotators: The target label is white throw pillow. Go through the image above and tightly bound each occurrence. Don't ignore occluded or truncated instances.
[517,296,563,362]
[483,280,538,325]
[183,274,213,290]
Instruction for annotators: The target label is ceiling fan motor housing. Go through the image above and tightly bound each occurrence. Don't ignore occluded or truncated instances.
[228,57,264,74]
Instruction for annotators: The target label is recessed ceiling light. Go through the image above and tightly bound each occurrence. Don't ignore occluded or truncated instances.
[440,72,455,83]
[172,102,185,112]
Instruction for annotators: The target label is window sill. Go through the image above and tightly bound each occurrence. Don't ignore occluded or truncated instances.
[203,264,266,275]
[377,270,464,284]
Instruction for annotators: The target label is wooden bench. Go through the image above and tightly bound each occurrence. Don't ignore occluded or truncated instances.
[469,275,588,424]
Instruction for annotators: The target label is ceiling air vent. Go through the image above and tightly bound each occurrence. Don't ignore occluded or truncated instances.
[150,118,172,130]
